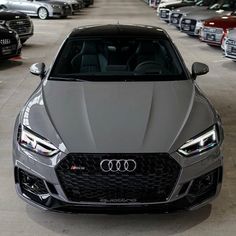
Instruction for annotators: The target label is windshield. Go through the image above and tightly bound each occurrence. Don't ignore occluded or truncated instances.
[50,38,186,81]
[209,0,236,10]
[196,0,216,6]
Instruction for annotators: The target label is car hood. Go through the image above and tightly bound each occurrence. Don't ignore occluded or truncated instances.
[21,80,216,154]
[204,15,236,29]
[171,6,207,15]
[185,10,232,21]
[165,2,195,10]
[0,10,28,20]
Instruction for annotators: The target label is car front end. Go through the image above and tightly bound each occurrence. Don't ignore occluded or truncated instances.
[157,0,181,14]
[0,10,33,43]
[200,14,236,46]
[159,0,198,23]
[224,28,236,61]
[169,2,210,28]
[47,1,72,18]
[13,109,224,213]
[13,25,224,213]
[0,26,21,60]
[180,0,236,36]
[57,0,81,14]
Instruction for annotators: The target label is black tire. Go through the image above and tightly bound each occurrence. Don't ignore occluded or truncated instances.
[38,7,49,20]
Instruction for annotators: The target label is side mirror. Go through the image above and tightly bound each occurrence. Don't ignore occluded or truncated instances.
[192,62,209,80]
[30,63,46,79]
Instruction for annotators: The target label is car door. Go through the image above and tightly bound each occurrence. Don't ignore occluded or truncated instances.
[18,0,37,14]
[6,0,22,10]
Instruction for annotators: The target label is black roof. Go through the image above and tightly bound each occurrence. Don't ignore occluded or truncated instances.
[69,24,169,39]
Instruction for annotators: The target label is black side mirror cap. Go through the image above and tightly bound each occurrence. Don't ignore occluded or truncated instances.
[30,63,46,79]
[192,62,209,80]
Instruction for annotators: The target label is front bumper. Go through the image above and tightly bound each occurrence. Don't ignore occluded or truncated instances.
[224,39,236,61]
[170,13,183,28]
[159,9,171,22]
[200,27,224,47]
[51,6,71,17]
[13,139,223,213]
[0,44,21,60]
[180,19,202,36]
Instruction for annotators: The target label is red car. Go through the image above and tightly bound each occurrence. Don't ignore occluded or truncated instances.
[200,12,236,47]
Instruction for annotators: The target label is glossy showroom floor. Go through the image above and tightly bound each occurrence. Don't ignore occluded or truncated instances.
[0,0,236,235]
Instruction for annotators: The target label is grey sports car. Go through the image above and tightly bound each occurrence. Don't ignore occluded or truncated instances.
[0,0,71,20]
[13,24,224,213]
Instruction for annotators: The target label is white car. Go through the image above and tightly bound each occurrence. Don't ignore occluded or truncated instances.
[224,28,236,61]
[157,0,181,14]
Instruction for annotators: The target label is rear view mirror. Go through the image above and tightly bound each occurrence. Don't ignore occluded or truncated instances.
[30,63,46,79]
[192,62,209,80]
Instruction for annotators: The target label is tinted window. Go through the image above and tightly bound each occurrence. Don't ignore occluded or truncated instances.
[50,38,186,81]
[209,0,236,10]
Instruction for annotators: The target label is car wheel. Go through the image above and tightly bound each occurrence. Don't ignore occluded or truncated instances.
[38,7,48,20]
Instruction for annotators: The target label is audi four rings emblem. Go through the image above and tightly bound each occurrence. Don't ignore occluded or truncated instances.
[100,159,137,172]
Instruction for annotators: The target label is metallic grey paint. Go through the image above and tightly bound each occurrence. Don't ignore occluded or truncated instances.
[12,25,224,212]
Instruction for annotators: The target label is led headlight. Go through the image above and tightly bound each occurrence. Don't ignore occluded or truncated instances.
[0,20,5,25]
[18,125,59,157]
[178,126,218,157]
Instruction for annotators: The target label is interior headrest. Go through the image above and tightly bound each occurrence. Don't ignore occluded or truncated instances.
[136,42,157,54]
[80,41,97,54]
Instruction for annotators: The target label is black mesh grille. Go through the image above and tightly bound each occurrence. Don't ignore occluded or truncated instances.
[170,13,182,25]
[8,19,31,35]
[181,19,196,32]
[56,153,181,203]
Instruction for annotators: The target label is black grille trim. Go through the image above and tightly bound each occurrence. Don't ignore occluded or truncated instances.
[7,19,32,36]
[56,153,181,203]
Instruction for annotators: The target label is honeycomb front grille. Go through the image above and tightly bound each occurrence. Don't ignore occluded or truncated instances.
[56,153,181,203]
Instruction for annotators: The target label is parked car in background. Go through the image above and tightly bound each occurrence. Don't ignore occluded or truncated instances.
[58,0,80,14]
[82,0,93,7]
[200,12,236,46]
[0,10,33,44]
[224,27,236,60]
[159,0,199,23]
[169,0,218,27]
[0,25,21,59]
[157,0,182,14]
[180,0,236,36]
[0,0,71,20]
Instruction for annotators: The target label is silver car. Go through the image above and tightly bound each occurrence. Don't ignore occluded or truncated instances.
[224,28,236,60]
[168,0,214,27]
[13,24,224,213]
[180,0,236,36]
[0,0,71,20]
